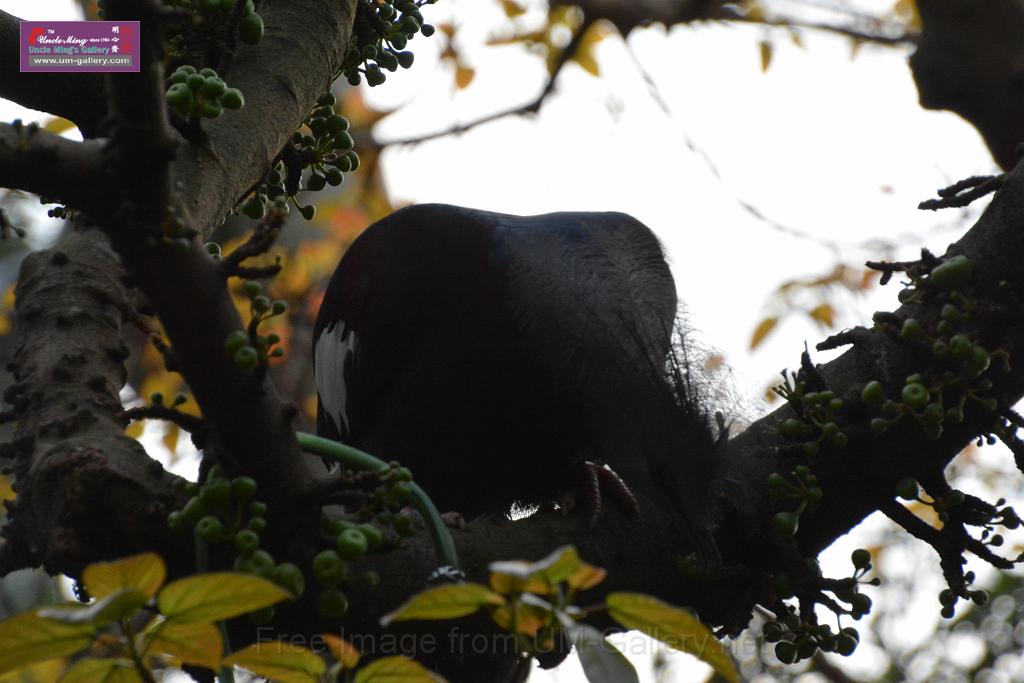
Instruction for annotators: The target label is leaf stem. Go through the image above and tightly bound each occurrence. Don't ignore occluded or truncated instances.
[296,431,460,571]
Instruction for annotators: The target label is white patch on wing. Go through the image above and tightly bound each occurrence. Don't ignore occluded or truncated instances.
[315,321,356,438]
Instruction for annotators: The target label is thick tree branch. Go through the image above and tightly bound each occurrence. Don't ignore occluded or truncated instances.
[3,0,360,568]
[1,230,188,576]
[0,123,110,214]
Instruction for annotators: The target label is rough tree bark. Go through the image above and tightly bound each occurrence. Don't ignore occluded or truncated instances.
[0,1,1021,681]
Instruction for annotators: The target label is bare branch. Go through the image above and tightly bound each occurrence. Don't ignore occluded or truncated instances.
[377,17,596,147]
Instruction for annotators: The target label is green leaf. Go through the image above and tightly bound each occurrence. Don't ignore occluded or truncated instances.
[354,656,447,683]
[380,584,504,626]
[59,658,142,683]
[222,642,325,683]
[40,590,147,626]
[606,592,738,683]
[0,611,94,675]
[566,623,639,683]
[140,618,223,669]
[83,553,166,600]
[157,572,291,624]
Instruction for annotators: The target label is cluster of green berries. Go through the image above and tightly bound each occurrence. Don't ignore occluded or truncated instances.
[169,468,303,619]
[763,613,861,663]
[312,464,417,619]
[937,572,988,619]
[224,281,288,371]
[898,253,973,304]
[342,0,436,87]
[764,553,876,663]
[864,349,997,441]
[166,65,244,119]
[240,93,358,222]
[896,480,968,524]
[311,516,386,619]
[836,549,878,619]
[768,465,822,538]
[774,370,848,457]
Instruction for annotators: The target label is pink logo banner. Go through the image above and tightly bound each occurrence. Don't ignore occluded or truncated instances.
[20,20,140,73]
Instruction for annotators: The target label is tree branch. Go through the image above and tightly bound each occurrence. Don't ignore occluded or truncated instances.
[0,122,110,214]
[377,16,596,147]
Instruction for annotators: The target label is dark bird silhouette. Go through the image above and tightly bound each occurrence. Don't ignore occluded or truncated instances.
[313,204,719,556]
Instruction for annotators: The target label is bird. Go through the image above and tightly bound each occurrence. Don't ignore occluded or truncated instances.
[313,203,719,555]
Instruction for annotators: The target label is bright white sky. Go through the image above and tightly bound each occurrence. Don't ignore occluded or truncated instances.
[0,1,1014,681]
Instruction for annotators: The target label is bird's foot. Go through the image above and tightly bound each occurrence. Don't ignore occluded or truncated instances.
[559,460,641,527]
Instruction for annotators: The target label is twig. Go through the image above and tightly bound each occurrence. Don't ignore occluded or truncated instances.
[865,248,939,285]
[218,209,286,279]
[121,404,206,435]
[816,326,871,351]
[919,174,1004,211]
[377,16,596,147]
[713,10,917,47]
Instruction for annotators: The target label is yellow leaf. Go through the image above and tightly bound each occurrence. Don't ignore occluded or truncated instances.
[162,424,179,455]
[142,619,222,669]
[567,563,606,591]
[499,0,526,18]
[0,475,15,503]
[570,21,611,77]
[354,656,447,683]
[487,561,541,594]
[788,28,804,49]
[380,584,504,626]
[83,553,166,600]
[849,37,863,59]
[40,590,147,627]
[893,0,921,30]
[322,634,360,670]
[59,658,141,683]
[222,642,325,683]
[158,572,290,625]
[749,317,778,350]
[759,40,773,72]
[485,30,547,47]
[0,659,65,683]
[41,117,75,135]
[490,546,583,594]
[454,64,475,90]
[490,600,551,636]
[124,421,145,440]
[0,612,94,675]
[808,303,835,328]
[606,592,738,683]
